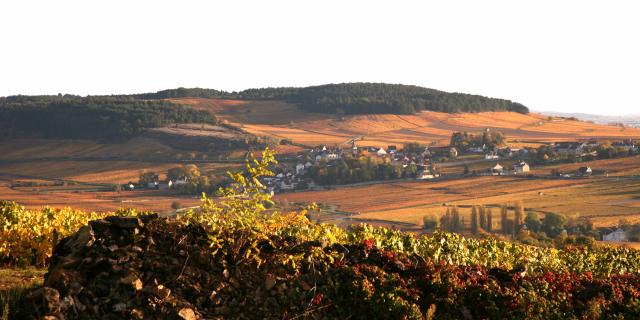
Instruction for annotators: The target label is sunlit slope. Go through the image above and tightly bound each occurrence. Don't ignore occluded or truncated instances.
[170,98,640,147]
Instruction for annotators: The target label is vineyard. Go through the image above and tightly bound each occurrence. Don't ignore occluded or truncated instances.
[3,150,640,319]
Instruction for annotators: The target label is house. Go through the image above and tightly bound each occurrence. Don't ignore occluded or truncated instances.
[278,180,295,191]
[484,152,499,160]
[449,147,458,158]
[491,163,504,175]
[469,144,486,153]
[376,148,388,156]
[603,228,628,242]
[612,141,636,152]
[416,164,439,180]
[577,166,593,176]
[554,142,587,155]
[513,161,530,174]
[327,153,340,160]
[504,147,522,157]
[295,163,305,175]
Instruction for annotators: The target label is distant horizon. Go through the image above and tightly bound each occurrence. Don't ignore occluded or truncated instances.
[2,83,638,117]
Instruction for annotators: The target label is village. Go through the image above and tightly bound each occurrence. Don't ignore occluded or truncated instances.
[258,135,638,194]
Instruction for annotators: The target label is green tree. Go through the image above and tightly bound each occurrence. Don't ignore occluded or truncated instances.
[514,201,525,235]
[470,206,479,235]
[543,212,567,238]
[422,214,439,230]
[500,205,509,235]
[486,208,493,232]
[138,170,158,186]
[525,212,542,233]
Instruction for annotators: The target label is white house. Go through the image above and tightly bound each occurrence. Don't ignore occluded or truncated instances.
[327,153,340,160]
[417,168,439,180]
[513,161,530,174]
[376,148,387,156]
[484,152,499,160]
[603,228,628,242]
[491,163,504,175]
[295,163,305,175]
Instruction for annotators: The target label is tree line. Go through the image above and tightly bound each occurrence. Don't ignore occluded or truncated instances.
[0,95,215,140]
[133,83,530,115]
[307,156,418,185]
[450,131,506,151]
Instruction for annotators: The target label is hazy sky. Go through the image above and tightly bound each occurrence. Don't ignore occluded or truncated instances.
[1,1,638,115]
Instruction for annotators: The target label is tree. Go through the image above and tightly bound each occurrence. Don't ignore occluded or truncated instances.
[479,206,487,230]
[440,207,451,232]
[451,206,461,232]
[486,208,493,232]
[514,201,525,235]
[525,212,542,233]
[500,205,510,235]
[422,214,439,230]
[138,170,158,186]
[470,206,479,235]
[542,212,567,238]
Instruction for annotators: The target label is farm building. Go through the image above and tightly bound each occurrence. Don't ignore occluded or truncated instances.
[513,161,530,174]
[603,228,628,242]
[491,163,504,175]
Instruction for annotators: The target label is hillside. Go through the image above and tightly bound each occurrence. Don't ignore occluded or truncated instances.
[173,98,640,148]
[138,83,530,115]
[0,95,215,140]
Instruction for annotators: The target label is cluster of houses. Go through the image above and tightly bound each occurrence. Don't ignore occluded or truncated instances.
[263,142,444,192]
[552,140,637,156]
[263,162,316,193]
[484,161,531,176]
[125,175,190,191]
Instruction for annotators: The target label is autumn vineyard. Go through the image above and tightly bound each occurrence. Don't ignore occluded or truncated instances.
[2,150,639,319]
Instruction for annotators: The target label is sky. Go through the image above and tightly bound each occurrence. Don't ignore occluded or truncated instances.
[1,0,638,115]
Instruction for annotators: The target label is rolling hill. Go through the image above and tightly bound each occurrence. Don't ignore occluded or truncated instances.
[172,98,640,148]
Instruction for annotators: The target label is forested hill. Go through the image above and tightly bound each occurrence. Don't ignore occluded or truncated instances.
[136,83,529,115]
[0,95,215,140]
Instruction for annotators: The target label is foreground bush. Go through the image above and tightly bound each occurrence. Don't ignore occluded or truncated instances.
[0,201,146,267]
[13,215,640,319]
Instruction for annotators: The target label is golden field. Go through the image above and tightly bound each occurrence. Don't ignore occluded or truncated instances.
[275,176,640,229]
[171,98,640,147]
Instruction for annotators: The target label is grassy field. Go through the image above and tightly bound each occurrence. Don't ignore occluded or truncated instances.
[0,268,46,320]
[172,98,640,148]
[275,176,640,229]
[0,159,239,213]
